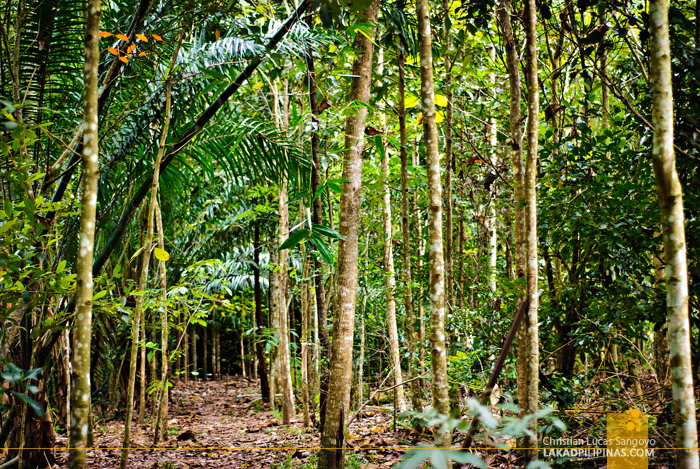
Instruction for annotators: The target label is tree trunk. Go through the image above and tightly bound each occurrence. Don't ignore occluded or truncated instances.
[486,48,498,293]
[303,23,332,430]
[496,0,528,449]
[269,247,280,411]
[278,178,295,423]
[254,223,270,401]
[138,314,147,423]
[183,321,189,383]
[67,3,100,466]
[378,47,407,411]
[153,199,169,445]
[191,329,197,379]
[416,0,450,442]
[398,49,422,413]
[443,0,454,314]
[522,0,540,460]
[317,2,379,466]
[203,327,208,381]
[120,27,175,468]
[649,0,699,465]
[301,254,311,427]
[653,254,670,386]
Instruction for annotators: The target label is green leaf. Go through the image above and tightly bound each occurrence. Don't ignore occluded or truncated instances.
[3,199,12,218]
[309,233,334,265]
[374,135,384,159]
[312,224,344,240]
[56,260,67,274]
[279,229,310,250]
[93,290,107,301]
[11,391,45,418]
[26,172,46,183]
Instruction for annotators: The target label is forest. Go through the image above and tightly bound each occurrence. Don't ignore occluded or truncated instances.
[1,0,699,467]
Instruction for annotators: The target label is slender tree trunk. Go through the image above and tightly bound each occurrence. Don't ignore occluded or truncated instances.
[318,2,379,465]
[416,0,450,443]
[358,294,366,417]
[378,48,407,410]
[269,247,280,411]
[301,254,311,427]
[413,152,426,385]
[443,0,454,314]
[653,254,670,386]
[153,200,169,445]
[191,329,197,379]
[303,14,332,430]
[203,327,208,381]
[67,3,100,466]
[522,0,540,460]
[649,0,699,465]
[254,223,270,401]
[278,178,295,423]
[496,0,527,443]
[486,48,498,293]
[183,321,189,383]
[398,50,422,412]
[138,314,147,423]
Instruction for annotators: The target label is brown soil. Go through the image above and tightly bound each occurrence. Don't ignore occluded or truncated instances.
[52,377,413,468]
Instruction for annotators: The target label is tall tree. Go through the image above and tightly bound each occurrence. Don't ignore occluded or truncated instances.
[398,46,422,411]
[442,0,454,313]
[303,9,333,429]
[67,1,101,466]
[417,0,450,442]
[317,1,380,466]
[522,0,540,460]
[378,48,407,412]
[648,0,699,466]
[254,223,271,401]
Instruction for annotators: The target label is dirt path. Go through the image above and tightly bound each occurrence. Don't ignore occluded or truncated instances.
[53,377,412,468]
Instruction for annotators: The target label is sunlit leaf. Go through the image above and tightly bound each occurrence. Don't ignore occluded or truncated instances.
[152,34,163,41]
[435,94,448,107]
[138,51,148,57]
[215,29,221,40]
[119,56,129,63]
[436,111,444,123]
[98,31,113,37]
[115,34,129,41]
[405,94,419,108]
[154,247,170,261]
[135,33,148,42]
[108,48,119,56]
[127,44,136,54]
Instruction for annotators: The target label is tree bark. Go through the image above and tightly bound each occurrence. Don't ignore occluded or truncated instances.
[318,2,379,466]
[378,48,407,412]
[398,49,422,412]
[254,223,270,401]
[278,178,295,423]
[303,11,332,430]
[443,0,454,314]
[417,0,450,443]
[67,2,100,465]
[153,200,169,445]
[522,0,540,460]
[486,47,498,293]
[649,0,699,465]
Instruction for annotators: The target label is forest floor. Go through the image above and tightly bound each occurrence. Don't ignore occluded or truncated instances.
[53,376,416,468]
[49,374,679,468]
